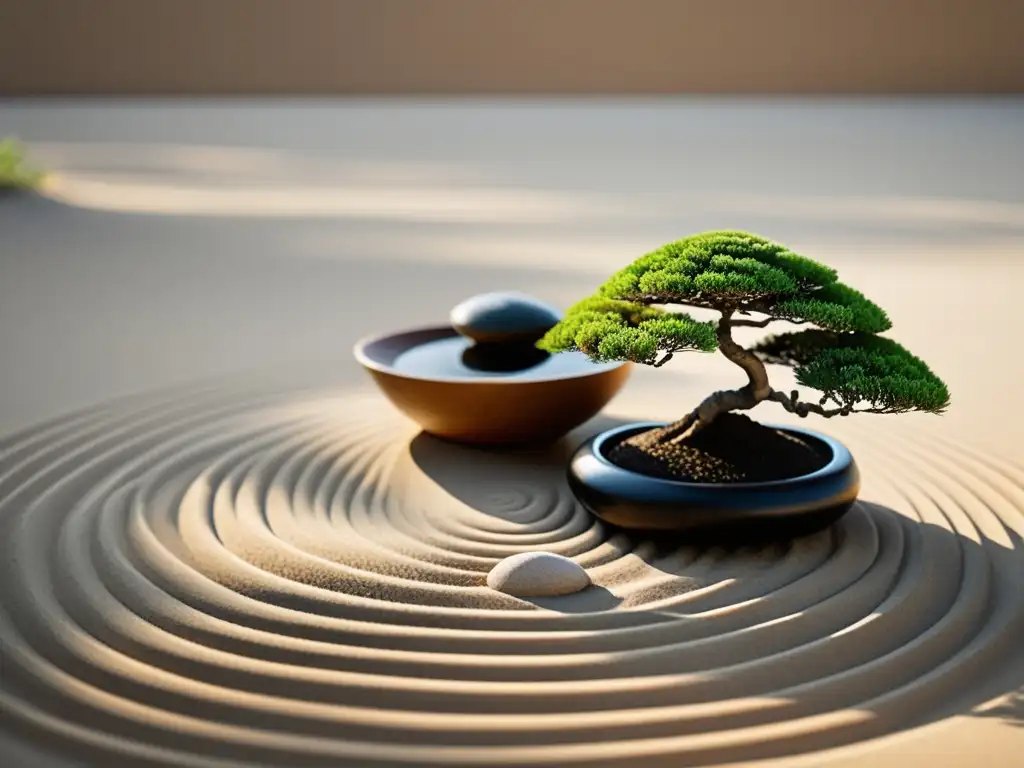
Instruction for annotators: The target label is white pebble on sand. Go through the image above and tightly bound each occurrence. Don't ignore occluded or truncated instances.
[486,552,591,597]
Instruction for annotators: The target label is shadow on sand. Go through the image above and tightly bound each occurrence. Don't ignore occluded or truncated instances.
[974,687,1024,727]
[409,414,1024,740]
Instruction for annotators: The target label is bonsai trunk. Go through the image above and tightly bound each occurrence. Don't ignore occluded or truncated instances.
[624,310,771,448]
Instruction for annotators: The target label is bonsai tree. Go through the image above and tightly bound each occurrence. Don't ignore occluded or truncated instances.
[538,231,949,481]
[0,138,43,190]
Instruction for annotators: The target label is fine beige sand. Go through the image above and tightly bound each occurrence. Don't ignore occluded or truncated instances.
[2,377,1022,767]
[1,101,1023,766]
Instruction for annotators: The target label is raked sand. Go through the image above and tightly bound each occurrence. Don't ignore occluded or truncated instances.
[0,377,1022,767]
[1,100,1023,766]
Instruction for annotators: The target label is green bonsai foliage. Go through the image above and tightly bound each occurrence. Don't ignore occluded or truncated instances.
[0,139,44,190]
[541,296,716,366]
[539,231,949,442]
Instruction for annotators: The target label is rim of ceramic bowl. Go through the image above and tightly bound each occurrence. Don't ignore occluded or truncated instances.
[583,421,853,491]
[353,325,630,385]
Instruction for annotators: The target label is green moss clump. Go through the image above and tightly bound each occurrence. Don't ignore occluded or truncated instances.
[0,139,44,190]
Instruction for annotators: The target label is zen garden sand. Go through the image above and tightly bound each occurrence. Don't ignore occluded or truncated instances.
[0,101,1022,767]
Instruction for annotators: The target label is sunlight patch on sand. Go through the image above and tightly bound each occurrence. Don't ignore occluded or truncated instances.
[31,141,1024,230]
[42,174,618,223]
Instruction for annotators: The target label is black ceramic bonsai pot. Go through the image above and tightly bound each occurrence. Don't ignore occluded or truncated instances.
[568,422,859,538]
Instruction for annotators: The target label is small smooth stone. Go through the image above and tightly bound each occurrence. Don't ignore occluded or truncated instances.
[450,292,562,344]
[486,552,591,597]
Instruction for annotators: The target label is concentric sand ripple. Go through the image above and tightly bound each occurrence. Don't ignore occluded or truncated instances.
[1,384,1022,767]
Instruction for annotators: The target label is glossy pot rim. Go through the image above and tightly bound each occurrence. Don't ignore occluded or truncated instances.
[353,325,630,385]
[584,421,853,491]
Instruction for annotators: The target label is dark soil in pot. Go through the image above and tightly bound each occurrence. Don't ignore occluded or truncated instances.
[609,412,829,483]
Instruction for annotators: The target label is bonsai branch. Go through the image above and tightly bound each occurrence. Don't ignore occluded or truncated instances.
[653,345,704,367]
[634,312,774,445]
[768,389,907,417]
[768,389,851,418]
[730,317,811,328]
[716,311,772,403]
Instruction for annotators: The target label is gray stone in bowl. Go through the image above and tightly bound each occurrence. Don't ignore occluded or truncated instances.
[450,292,562,344]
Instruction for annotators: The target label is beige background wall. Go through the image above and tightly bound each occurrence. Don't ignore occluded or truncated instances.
[2,0,1023,95]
